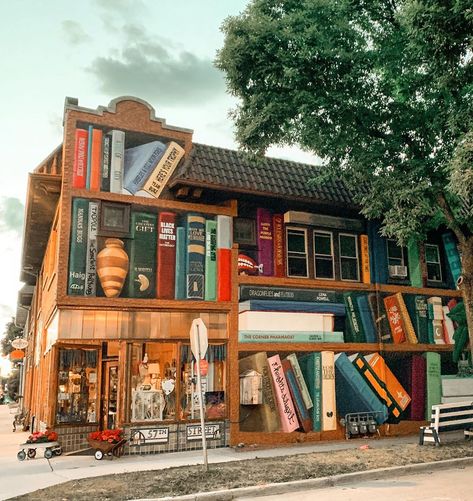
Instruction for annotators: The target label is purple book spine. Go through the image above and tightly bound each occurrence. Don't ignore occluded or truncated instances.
[409,355,426,420]
[256,208,274,276]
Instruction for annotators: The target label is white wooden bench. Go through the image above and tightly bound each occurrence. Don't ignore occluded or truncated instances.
[419,401,473,446]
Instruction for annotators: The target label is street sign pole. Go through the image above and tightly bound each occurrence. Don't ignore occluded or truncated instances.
[195,324,208,471]
[190,318,209,472]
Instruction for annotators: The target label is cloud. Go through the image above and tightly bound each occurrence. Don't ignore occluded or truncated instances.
[88,24,225,105]
[61,20,91,45]
[95,0,146,13]
[0,198,24,236]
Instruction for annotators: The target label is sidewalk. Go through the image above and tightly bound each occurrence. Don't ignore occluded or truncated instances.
[0,404,419,500]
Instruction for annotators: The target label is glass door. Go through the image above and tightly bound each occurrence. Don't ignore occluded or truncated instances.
[101,361,119,429]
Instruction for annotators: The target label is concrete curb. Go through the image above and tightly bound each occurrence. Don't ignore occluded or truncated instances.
[137,456,473,501]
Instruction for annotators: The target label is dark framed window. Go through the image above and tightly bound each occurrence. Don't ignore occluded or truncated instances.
[339,233,359,281]
[313,231,334,279]
[386,239,408,278]
[286,227,308,277]
[234,218,256,246]
[99,202,130,237]
[425,244,442,282]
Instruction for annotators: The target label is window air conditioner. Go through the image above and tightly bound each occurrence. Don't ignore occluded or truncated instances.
[389,265,408,278]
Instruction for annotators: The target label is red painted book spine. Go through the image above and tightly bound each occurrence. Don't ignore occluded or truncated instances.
[409,354,426,420]
[73,128,88,189]
[89,128,103,192]
[383,294,407,343]
[272,214,285,277]
[217,215,232,301]
[156,212,177,299]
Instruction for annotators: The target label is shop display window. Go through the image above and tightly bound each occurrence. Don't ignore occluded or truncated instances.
[56,348,98,424]
[180,344,226,420]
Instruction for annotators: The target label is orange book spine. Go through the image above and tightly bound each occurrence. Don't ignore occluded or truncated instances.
[383,294,407,343]
[395,292,418,344]
[360,234,371,284]
[217,248,231,301]
[90,128,103,192]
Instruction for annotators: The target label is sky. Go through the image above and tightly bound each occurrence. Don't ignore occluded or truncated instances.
[0,0,318,372]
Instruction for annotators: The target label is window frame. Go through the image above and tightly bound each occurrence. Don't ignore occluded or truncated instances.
[338,232,360,282]
[313,230,335,280]
[425,243,443,283]
[285,226,309,278]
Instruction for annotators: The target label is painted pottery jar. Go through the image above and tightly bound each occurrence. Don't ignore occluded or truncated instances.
[96,238,129,298]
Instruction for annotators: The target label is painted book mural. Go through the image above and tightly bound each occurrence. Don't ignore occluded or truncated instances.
[67,198,232,301]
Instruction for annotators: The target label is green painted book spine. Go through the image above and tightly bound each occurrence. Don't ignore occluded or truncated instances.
[186,214,206,299]
[424,352,442,417]
[442,232,462,286]
[174,226,186,299]
[68,198,89,295]
[299,353,322,432]
[407,239,423,288]
[204,219,217,301]
[125,212,157,298]
[84,200,99,296]
[343,292,366,342]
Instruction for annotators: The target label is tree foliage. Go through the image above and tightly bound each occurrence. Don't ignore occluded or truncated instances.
[216,0,472,241]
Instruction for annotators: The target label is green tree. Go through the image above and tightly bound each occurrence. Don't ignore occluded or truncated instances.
[1,319,23,357]
[216,0,473,354]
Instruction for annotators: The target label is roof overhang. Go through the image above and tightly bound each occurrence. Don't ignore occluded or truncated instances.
[20,173,61,284]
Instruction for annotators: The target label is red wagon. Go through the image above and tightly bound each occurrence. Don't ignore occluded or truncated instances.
[87,438,127,460]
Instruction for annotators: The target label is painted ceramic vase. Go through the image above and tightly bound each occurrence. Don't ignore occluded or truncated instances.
[96,238,129,298]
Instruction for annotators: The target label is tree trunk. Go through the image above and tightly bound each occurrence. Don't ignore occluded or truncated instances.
[459,237,473,362]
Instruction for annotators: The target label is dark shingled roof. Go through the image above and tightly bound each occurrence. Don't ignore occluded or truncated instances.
[170,143,355,206]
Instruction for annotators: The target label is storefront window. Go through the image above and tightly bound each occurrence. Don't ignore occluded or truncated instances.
[180,344,226,420]
[129,342,178,422]
[56,348,98,424]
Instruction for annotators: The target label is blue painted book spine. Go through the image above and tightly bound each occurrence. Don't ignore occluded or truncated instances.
[186,214,206,299]
[175,226,186,299]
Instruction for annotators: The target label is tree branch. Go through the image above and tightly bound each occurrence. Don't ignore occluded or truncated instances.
[437,193,467,244]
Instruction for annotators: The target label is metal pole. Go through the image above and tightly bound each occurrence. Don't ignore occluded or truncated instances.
[195,325,208,471]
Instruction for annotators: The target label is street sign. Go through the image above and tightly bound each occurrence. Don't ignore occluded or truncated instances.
[11,338,28,350]
[190,318,208,360]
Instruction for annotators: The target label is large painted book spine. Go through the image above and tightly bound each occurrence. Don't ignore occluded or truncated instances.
[442,232,462,287]
[238,330,344,343]
[84,201,99,297]
[282,359,312,432]
[407,240,423,288]
[343,292,366,342]
[299,352,322,432]
[85,125,93,190]
[101,132,112,192]
[140,141,185,198]
[216,215,232,301]
[174,226,186,300]
[204,219,217,301]
[238,299,345,316]
[442,305,455,344]
[367,221,388,284]
[73,128,88,189]
[367,293,391,343]
[404,295,429,344]
[409,354,426,420]
[356,294,377,343]
[267,354,299,432]
[156,212,177,299]
[126,212,157,298]
[384,294,407,343]
[427,297,445,344]
[110,130,125,194]
[321,351,337,431]
[286,353,313,410]
[239,286,341,303]
[238,311,334,332]
[186,214,205,299]
[395,292,418,344]
[256,208,273,276]
[424,352,442,417]
[272,214,285,277]
[238,352,280,432]
[68,198,89,295]
[334,352,388,424]
[89,128,103,192]
[360,234,371,284]
[123,140,167,195]
[362,352,411,418]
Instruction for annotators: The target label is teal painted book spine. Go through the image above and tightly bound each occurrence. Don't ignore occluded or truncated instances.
[175,226,186,299]
[343,292,366,342]
[84,200,99,296]
[125,211,157,298]
[407,239,423,288]
[204,219,217,301]
[85,125,93,190]
[186,214,205,299]
[68,198,89,295]
[424,352,441,417]
[442,232,462,286]
[299,352,322,432]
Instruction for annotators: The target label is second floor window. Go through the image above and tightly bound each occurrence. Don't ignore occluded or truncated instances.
[425,244,442,282]
[339,233,359,281]
[286,227,308,277]
[314,231,334,279]
[386,239,408,278]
